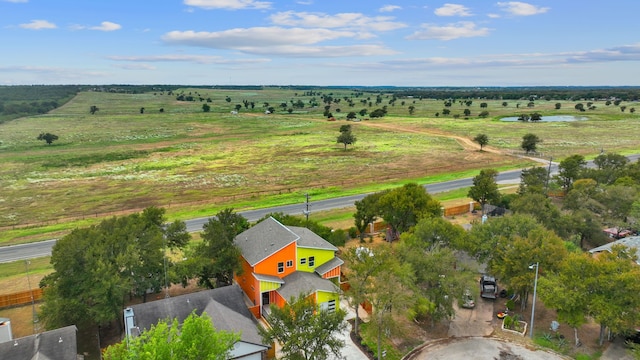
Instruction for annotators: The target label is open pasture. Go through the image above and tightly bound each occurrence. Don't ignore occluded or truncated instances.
[0,87,638,244]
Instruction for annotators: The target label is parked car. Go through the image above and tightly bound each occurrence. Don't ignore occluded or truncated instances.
[479,275,498,299]
[460,289,475,309]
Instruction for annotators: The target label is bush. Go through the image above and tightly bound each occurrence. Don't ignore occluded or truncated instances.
[348,227,358,239]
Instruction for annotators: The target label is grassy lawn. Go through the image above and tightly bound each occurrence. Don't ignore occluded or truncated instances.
[0,88,638,245]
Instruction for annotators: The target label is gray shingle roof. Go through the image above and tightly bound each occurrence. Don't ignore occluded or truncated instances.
[315,257,344,276]
[288,226,338,251]
[589,235,640,265]
[129,284,268,346]
[277,271,339,302]
[234,217,298,266]
[0,325,78,360]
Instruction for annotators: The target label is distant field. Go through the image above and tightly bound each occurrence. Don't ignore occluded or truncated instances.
[0,87,638,245]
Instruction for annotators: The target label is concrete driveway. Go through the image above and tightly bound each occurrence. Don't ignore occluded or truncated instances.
[407,337,571,360]
[448,297,495,337]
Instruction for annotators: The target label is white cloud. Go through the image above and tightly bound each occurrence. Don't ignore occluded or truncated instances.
[19,19,56,30]
[108,54,270,64]
[3,0,28,3]
[184,0,271,10]
[90,21,122,31]
[269,11,406,32]
[435,4,473,17]
[407,22,490,41]
[113,63,157,70]
[497,2,549,16]
[162,27,397,57]
[379,5,401,13]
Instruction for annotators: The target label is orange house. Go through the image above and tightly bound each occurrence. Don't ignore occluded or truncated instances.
[234,217,343,317]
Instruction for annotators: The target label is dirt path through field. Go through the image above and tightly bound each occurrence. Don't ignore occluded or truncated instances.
[355,121,503,154]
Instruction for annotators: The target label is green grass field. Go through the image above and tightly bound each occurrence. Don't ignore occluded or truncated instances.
[0,87,638,245]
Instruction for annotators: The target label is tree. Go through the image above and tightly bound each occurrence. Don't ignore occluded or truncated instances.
[408,105,415,115]
[353,192,383,242]
[90,105,99,114]
[346,111,357,120]
[37,132,59,145]
[337,128,356,150]
[103,312,239,360]
[467,169,500,215]
[195,208,249,288]
[140,107,145,114]
[259,295,347,360]
[488,227,567,311]
[521,133,541,154]
[202,103,211,112]
[463,108,471,116]
[370,108,386,118]
[555,154,587,193]
[39,207,189,333]
[588,246,640,345]
[234,104,242,112]
[591,152,629,185]
[473,133,489,151]
[342,246,387,337]
[365,248,413,360]
[377,183,442,240]
[518,166,549,196]
[555,103,561,109]
[538,252,595,347]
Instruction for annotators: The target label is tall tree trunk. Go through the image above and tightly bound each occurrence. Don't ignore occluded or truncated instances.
[574,327,581,347]
[598,324,607,346]
[354,304,360,337]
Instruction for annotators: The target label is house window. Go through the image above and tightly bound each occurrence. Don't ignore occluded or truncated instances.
[286,260,293,268]
[309,256,315,267]
[300,258,307,265]
[277,262,284,273]
[320,300,337,312]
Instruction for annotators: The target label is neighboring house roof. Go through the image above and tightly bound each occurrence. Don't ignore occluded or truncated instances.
[589,235,640,265]
[234,217,298,266]
[0,325,78,360]
[315,257,344,276]
[277,271,339,302]
[289,226,338,251]
[128,284,268,347]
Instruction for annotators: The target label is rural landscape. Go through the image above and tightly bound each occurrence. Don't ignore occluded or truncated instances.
[1,84,640,360]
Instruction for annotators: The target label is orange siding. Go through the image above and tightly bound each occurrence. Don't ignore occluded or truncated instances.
[254,242,297,278]
[273,290,287,308]
[322,266,341,280]
[249,305,261,319]
[235,257,260,306]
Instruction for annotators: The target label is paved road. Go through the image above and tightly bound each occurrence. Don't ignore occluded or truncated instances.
[407,337,571,360]
[1,154,638,263]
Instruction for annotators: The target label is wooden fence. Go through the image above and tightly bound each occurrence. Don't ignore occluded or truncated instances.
[0,288,43,309]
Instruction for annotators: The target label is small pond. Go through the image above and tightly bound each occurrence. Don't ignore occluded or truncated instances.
[500,115,588,122]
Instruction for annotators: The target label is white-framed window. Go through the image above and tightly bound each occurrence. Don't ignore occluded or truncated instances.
[286,260,293,268]
[300,258,307,265]
[320,299,337,312]
[309,256,315,267]
[277,262,284,273]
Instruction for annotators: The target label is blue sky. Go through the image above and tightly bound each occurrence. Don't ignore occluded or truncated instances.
[2,0,640,86]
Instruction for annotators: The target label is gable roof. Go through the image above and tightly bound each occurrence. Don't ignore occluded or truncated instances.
[234,217,298,266]
[128,284,267,347]
[315,257,344,276]
[0,325,78,360]
[589,235,640,265]
[277,271,339,302]
[289,226,338,251]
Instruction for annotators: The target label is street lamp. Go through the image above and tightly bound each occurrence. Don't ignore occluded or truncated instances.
[529,262,539,339]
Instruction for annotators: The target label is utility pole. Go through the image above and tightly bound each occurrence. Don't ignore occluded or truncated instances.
[303,193,310,228]
[25,260,38,334]
[545,157,553,194]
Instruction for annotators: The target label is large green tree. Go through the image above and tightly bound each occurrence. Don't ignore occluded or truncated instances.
[467,169,500,215]
[538,252,595,347]
[195,208,249,288]
[37,132,59,145]
[555,154,587,193]
[521,133,541,154]
[103,312,239,360]
[353,191,384,242]
[377,183,442,240]
[39,207,189,332]
[259,295,347,360]
[518,166,549,196]
[473,133,489,151]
